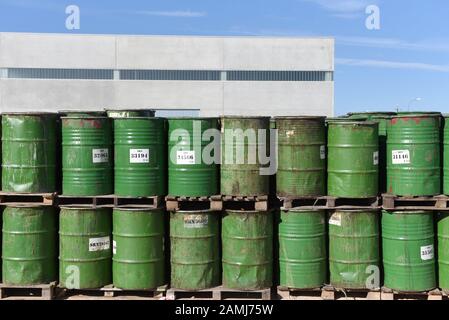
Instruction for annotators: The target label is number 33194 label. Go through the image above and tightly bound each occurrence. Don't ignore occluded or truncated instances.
[392,150,410,164]
[130,149,149,163]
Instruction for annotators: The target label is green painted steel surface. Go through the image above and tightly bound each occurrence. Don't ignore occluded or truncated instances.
[347,113,395,192]
[114,118,166,196]
[62,117,113,196]
[113,208,165,289]
[387,114,441,196]
[329,210,380,289]
[170,210,220,290]
[106,109,156,118]
[444,116,449,195]
[2,206,56,285]
[2,113,57,192]
[59,207,112,289]
[438,212,449,290]
[168,118,219,197]
[275,117,326,197]
[221,117,271,196]
[278,209,327,289]
[222,210,273,290]
[382,211,436,292]
[327,121,379,197]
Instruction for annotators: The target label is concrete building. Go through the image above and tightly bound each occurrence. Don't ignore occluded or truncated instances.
[0,33,334,116]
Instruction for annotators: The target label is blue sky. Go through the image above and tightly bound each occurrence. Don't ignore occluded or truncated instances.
[1,0,448,115]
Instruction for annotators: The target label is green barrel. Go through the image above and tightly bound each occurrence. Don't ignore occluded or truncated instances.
[114,117,166,196]
[113,208,165,289]
[387,114,441,196]
[444,116,449,194]
[170,210,220,290]
[329,210,380,289]
[59,110,107,117]
[59,207,112,289]
[168,118,219,197]
[222,210,273,290]
[278,209,327,289]
[438,212,449,291]
[382,211,436,292]
[347,112,396,193]
[62,117,113,196]
[2,205,57,285]
[327,121,379,197]
[106,109,156,118]
[221,116,271,196]
[275,117,326,197]
[2,113,57,193]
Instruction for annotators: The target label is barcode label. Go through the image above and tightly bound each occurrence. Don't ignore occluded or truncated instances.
[177,150,195,165]
[130,149,149,163]
[392,150,410,164]
[92,149,109,163]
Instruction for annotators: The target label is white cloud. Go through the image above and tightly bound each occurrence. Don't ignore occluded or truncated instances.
[303,0,378,19]
[337,36,449,53]
[135,10,207,18]
[336,58,449,73]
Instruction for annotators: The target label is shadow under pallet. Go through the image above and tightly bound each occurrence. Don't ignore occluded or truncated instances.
[57,195,163,208]
[0,281,57,300]
[278,196,380,210]
[166,286,272,300]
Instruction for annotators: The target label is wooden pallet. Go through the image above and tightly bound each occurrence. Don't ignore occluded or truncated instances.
[60,284,167,299]
[278,196,380,210]
[0,281,56,300]
[57,194,163,208]
[382,194,449,211]
[0,192,55,206]
[166,286,272,300]
[277,286,324,300]
[166,195,222,211]
[222,195,269,211]
[321,285,381,300]
[381,287,443,300]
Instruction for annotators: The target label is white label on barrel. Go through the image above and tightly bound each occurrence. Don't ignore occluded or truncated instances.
[392,150,410,164]
[420,245,434,261]
[329,213,341,226]
[92,148,109,163]
[320,145,326,159]
[184,215,208,228]
[176,150,195,165]
[130,149,149,163]
[89,236,110,252]
[373,151,379,165]
[113,240,117,255]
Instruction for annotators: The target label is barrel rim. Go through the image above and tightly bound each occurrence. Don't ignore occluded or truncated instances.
[274,116,326,121]
[105,108,156,112]
[113,206,164,212]
[221,115,271,120]
[381,210,432,214]
[347,112,397,116]
[113,116,166,121]
[333,209,380,213]
[172,209,220,214]
[391,113,442,119]
[1,112,58,116]
[3,203,52,208]
[61,116,110,120]
[225,209,270,214]
[58,109,107,114]
[326,119,379,126]
[59,205,110,210]
[283,208,326,213]
[167,117,219,120]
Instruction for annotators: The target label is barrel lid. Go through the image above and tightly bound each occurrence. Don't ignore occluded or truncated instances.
[333,209,380,213]
[113,116,165,120]
[1,112,57,116]
[392,112,442,118]
[347,112,397,116]
[382,210,429,214]
[61,116,109,120]
[59,205,110,210]
[225,209,270,214]
[105,108,155,112]
[284,207,326,213]
[58,110,107,115]
[274,116,326,120]
[3,203,51,208]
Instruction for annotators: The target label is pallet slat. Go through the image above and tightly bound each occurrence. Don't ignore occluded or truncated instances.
[0,282,56,300]
[166,286,271,300]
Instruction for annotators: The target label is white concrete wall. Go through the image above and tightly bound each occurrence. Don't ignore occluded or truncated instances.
[0,33,334,116]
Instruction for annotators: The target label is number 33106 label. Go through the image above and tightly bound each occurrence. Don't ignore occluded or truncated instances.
[392,150,410,164]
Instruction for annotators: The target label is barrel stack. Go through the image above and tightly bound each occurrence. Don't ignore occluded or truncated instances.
[165,118,222,298]
[326,119,382,293]
[220,116,273,296]
[382,113,441,296]
[275,117,327,292]
[0,113,58,298]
